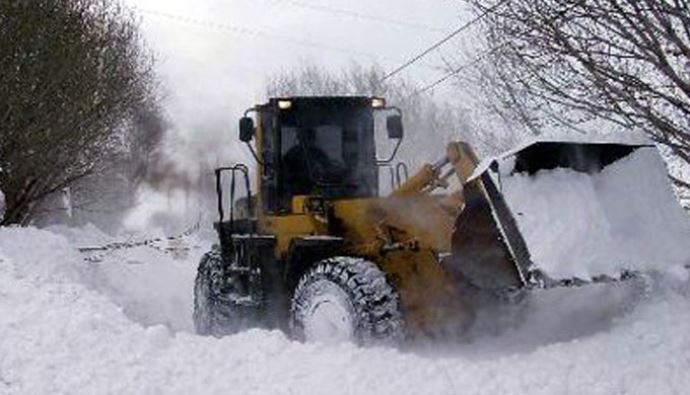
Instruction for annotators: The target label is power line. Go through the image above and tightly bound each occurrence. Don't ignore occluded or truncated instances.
[277,0,447,33]
[409,0,578,97]
[378,0,510,83]
[134,7,405,65]
[409,45,502,97]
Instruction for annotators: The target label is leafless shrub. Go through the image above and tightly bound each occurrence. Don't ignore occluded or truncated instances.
[468,0,690,190]
[0,0,158,225]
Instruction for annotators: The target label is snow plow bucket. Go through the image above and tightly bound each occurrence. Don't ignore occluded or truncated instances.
[451,139,690,291]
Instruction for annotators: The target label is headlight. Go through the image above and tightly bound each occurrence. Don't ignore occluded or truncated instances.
[278,99,292,110]
[371,97,386,109]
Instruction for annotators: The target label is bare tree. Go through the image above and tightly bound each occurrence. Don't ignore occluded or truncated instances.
[467,0,690,189]
[0,0,157,225]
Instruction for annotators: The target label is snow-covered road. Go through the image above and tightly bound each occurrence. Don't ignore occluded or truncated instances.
[1,227,689,395]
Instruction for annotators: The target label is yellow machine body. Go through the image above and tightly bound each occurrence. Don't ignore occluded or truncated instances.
[251,106,481,333]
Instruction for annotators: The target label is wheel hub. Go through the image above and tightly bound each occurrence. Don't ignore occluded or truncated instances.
[302,281,355,343]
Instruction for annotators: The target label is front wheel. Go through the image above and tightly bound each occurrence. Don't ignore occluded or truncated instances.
[290,257,404,345]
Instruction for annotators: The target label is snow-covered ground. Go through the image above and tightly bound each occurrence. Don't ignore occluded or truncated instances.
[1,226,690,395]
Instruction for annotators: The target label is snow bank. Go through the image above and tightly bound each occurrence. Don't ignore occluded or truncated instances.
[80,241,204,332]
[0,227,82,282]
[45,224,210,332]
[502,147,690,280]
[1,226,690,394]
[44,223,112,247]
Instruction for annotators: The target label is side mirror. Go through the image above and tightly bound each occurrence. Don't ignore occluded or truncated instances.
[386,115,403,139]
[239,117,254,142]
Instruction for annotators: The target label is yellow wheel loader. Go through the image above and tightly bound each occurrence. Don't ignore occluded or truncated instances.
[193,96,690,343]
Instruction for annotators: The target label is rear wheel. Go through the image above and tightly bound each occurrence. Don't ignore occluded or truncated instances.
[193,249,247,336]
[290,257,404,345]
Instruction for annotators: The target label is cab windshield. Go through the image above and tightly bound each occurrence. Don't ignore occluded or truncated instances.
[279,100,378,200]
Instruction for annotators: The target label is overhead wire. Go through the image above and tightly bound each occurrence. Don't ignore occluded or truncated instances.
[276,0,447,33]
[409,0,584,97]
[133,7,415,66]
[409,44,506,97]
[378,0,510,83]
[134,3,512,97]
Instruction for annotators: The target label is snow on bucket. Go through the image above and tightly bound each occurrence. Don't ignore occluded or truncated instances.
[496,142,690,282]
[452,139,690,291]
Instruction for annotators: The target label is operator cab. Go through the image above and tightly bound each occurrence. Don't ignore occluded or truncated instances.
[240,96,403,214]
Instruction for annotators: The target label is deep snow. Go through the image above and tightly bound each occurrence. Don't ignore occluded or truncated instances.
[1,226,690,395]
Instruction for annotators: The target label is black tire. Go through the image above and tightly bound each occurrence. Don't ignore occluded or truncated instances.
[193,249,244,336]
[290,257,404,345]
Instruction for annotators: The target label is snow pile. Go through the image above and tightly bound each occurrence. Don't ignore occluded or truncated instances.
[78,240,205,332]
[502,147,690,280]
[45,224,209,332]
[1,226,690,394]
[44,223,112,247]
[0,227,82,282]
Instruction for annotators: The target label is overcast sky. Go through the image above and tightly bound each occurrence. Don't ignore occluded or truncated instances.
[124,0,472,126]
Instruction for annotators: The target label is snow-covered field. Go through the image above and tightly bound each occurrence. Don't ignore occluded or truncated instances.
[1,226,690,395]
